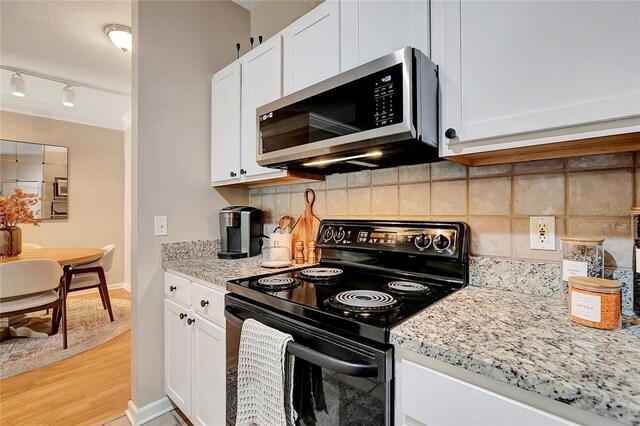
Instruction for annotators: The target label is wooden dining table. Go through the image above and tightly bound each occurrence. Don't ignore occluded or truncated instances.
[1,248,104,343]
[0,247,104,266]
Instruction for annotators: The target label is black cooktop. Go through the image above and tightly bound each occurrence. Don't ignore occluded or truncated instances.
[227,263,457,344]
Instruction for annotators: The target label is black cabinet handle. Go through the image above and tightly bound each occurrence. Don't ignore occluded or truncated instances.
[179,313,186,320]
[444,128,457,139]
[200,300,209,307]
[230,171,237,177]
[240,169,247,175]
[187,318,195,325]
[169,286,176,292]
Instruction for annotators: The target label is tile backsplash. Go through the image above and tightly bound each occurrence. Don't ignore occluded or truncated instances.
[249,152,639,270]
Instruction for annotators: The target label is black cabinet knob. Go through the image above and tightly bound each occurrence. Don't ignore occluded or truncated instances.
[187,318,195,325]
[240,169,247,175]
[169,286,177,292]
[230,171,237,177]
[179,313,186,320]
[444,128,457,139]
[200,300,209,307]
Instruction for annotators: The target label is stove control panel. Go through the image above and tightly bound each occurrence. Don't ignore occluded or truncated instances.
[317,221,466,258]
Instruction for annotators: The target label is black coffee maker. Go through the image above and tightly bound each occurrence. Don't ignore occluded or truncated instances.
[218,206,262,259]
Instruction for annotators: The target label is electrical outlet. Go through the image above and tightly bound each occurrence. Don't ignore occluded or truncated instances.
[154,216,168,236]
[530,216,555,250]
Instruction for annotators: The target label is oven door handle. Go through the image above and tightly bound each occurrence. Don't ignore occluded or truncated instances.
[225,307,379,377]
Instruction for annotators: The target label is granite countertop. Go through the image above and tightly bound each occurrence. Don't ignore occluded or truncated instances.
[162,254,309,288]
[391,286,640,425]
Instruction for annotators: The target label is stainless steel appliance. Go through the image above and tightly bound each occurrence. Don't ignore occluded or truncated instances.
[225,219,470,425]
[218,206,262,259]
[256,47,439,174]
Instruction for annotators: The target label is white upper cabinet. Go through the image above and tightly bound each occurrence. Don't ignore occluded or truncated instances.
[282,0,341,95]
[341,0,430,69]
[211,61,242,185]
[240,36,287,179]
[433,0,640,157]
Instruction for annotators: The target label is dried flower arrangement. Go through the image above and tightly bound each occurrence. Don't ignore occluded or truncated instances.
[0,188,43,229]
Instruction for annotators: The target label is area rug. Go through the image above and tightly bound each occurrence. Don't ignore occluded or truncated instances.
[0,297,130,379]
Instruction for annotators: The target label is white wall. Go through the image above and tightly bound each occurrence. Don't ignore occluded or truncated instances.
[131,0,249,410]
[250,0,322,41]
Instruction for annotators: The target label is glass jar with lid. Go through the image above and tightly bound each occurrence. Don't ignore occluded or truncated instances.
[568,276,622,330]
[560,237,604,285]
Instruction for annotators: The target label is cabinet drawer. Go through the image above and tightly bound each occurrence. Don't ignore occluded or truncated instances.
[192,282,226,328]
[400,360,574,426]
[165,273,191,307]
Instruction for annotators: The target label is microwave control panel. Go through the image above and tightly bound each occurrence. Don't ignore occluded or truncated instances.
[373,64,403,127]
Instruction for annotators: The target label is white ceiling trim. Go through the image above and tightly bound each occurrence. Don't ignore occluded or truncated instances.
[232,0,264,11]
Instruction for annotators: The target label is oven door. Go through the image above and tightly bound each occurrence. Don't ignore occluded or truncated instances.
[225,294,393,426]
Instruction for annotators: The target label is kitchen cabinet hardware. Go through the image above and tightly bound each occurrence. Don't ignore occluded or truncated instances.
[200,300,209,307]
[444,128,457,139]
[229,171,237,177]
[169,285,176,292]
[187,318,195,325]
[240,169,247,175]
[258,35,263,44]
[250,37,254,49]
[236,43,240,58]
[179,313,186,320]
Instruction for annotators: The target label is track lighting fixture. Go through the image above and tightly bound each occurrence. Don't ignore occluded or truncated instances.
[62,85,75,107]
[10,72,26,97]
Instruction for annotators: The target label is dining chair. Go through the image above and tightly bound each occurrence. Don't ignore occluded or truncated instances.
[22,243,43,249]
[0,259,68,349]
[65,244,116,322]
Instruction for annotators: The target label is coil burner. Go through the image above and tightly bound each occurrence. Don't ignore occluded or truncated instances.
[299,267,344,281]
[325,290,398,315]
[384,281,434,295]
[251,276,300,291]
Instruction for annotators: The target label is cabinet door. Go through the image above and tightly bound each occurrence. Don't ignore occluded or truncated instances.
[241,36,287,179]
[282,0,341,95]
[165,299,192,417]
[192,316,226,426]
[433,0,640,156]
[211,61,242,185]
[356,0,430,65]
[400,360,575,426]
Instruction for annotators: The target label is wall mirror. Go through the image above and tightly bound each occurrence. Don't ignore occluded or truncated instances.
[0,139,69,220]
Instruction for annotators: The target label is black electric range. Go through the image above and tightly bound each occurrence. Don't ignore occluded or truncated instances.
[224,219,469,426]
[227,219,470,345]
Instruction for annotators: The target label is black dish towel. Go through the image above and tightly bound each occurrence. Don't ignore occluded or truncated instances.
[293,357,328,425]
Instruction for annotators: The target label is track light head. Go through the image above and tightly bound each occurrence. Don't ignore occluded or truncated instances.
[10,73,26,97]
[62,85,75,107]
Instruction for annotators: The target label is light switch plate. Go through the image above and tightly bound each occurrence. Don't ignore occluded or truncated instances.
[530,216,555,250]
[154,216,168,236]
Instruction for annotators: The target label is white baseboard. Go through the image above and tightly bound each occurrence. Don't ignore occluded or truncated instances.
[125,397,175,426]
[67,282,130,296]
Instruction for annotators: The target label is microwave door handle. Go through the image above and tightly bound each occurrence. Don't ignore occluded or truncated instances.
[224,307,378,378]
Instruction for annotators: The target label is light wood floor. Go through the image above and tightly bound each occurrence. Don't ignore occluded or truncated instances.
[0,289,131,426]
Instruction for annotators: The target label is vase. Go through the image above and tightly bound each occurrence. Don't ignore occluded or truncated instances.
[0,227,22,257]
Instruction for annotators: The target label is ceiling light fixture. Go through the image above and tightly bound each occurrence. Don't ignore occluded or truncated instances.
[62,85,75,107]
[104,24,132,53]
[10,72,26,97]
[302,151,383,167]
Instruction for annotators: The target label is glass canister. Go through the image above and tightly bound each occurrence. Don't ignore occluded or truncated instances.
[568,276,622,330]
[633,207,640,315]
[560,237,605,285]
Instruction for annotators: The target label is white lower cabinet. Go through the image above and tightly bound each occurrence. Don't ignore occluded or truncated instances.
[164,273,227,425]
[397,360,574,426]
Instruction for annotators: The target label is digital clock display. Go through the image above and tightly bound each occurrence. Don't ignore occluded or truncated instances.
[380,75,392,83]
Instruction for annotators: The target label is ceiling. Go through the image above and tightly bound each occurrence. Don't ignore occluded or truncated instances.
[1,1,131,95]
[0,1,132,129]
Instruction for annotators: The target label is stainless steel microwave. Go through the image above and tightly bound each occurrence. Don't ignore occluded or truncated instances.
[256,47,439,174]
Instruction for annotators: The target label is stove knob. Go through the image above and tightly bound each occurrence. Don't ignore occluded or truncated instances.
[334,228,346,243]
[414,233,432,250]
[323,227,334,242]
[433,234,451,251]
